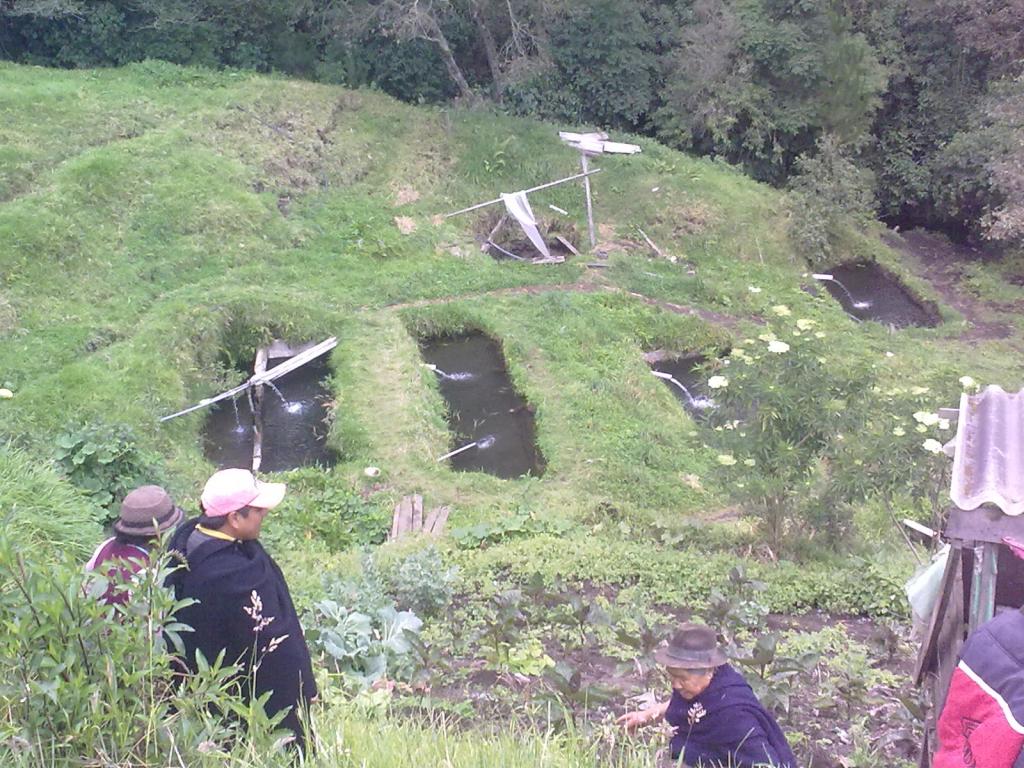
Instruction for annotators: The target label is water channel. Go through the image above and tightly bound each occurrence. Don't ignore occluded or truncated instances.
[820,262,938,328]
[420,333,545,479]
[202,355,337,471]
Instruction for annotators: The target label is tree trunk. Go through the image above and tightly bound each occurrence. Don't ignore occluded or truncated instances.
[469,0,504,100]
[424,12,476,102]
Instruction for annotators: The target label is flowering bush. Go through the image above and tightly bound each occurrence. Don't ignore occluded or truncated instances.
[706,312,875,548]
[707,306,965,548]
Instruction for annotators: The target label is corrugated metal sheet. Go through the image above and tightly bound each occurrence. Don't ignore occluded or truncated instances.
[949,386,1024,516]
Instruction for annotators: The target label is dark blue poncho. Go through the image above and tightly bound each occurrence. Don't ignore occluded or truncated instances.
[166,518,317,744]
[666,664,796,767]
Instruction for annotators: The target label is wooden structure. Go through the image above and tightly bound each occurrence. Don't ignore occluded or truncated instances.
[389,494,451,541]
[915,387,1024,766]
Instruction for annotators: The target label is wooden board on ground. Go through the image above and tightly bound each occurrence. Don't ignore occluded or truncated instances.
[423,505,451,536]
[390,496,450,540]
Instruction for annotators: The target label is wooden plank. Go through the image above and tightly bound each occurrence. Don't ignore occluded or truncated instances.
[390,499,402,540]
[425,505,451,536]
[411,494,423,532]
[481,215,509,252]
[933,554,965,716]
[554,235,580,257]
[423,505,443,535]
[251,348,268,473]
[581,154,596,248]
[915,546,962,684]
[396,496,413,536]
[249,387,263,473]
[944,505,1024,544]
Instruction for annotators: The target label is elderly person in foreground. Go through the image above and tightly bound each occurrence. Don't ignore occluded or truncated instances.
[617,623,796,768]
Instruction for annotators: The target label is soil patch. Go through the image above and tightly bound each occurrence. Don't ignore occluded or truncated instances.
[884,229,1015,340]
[405,606,919,767]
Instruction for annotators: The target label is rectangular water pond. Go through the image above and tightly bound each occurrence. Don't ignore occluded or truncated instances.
[420,333,545,479]
[821,262,938,328]
[648,353,717,418]
[203,355,337,472]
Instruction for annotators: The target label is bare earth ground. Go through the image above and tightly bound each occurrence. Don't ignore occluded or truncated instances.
[884,229,1016,342]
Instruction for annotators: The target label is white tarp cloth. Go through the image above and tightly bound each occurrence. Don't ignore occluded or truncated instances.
[500,191,549,258]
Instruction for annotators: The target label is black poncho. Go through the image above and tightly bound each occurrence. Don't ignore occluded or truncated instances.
[166,518,317,742]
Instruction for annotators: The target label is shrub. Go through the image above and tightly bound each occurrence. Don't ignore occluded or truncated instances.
[52,422,162,525]
[707,316,875,550]
[0,533,266,765]
[389,545,458,618]
[788,135,877,266]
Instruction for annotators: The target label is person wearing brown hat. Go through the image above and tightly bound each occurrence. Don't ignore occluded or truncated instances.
[85,485,184,607]
[617,622,796,767]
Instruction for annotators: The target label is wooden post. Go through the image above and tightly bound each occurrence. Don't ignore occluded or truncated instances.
[251,348,268,472]
[580,153,596,248]
[969,541,998,631]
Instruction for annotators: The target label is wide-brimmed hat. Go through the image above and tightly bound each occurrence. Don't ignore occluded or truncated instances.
[654,622,728,668]
[200,468,286,517]
[115,485,184,536]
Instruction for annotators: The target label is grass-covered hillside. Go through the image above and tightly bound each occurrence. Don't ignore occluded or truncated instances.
[2,61,1024,767]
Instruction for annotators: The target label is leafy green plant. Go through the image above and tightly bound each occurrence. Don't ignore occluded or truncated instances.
[309,599,423,689]
[702,565,769,647]
[551,588,610,647]
[538,661,616,727]
[475,589,527,669]
[612,613,669,686]
[451,510,572,549]
[733,634,820,720]
[52,422,161,522]
[390,545,458,618]
[0,533,266,765]
[707,314,876,550]
[270,478,390,552]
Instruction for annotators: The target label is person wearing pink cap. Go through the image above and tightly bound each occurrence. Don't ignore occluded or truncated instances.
[166,468,316,750]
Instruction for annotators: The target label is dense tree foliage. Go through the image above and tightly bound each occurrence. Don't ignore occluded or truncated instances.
[1,0,1021,246]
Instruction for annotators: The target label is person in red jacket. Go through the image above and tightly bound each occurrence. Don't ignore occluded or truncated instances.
[934,607,1024,768]
[85,485,184,606]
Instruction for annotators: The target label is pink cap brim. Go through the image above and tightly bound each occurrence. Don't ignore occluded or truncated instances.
[250,480,286,510]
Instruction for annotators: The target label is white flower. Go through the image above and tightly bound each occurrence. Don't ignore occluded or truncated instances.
[916,424,928,433]
[708,375,729,389]
[814,331,826,339]
[913,411,939,426]
[922,439,944,454]
[893,427,906,437]
[0,389,11,399]
[911,386,930,395]
[717,454,737,466]
[959,375,978,390]
[748,286,762,294]
[938,418,951,430]
[743,458,756,467]
[885,351,894,358]
[771,305,792,317]
[796,318,814,331]
[768,340,790,354]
